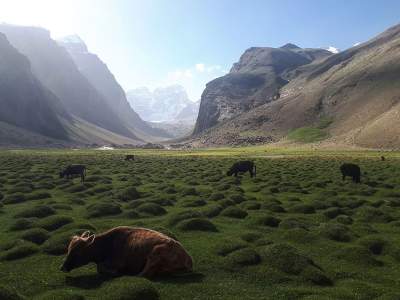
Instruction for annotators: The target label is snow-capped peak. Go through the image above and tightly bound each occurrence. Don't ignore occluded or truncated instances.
[326,46,340,54]
[60,34,85,44]
[57,35,88,53]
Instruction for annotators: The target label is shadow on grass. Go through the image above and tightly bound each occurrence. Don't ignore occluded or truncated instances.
[65,271,205,289]
[65,273,112,289]
[152,272,205,284]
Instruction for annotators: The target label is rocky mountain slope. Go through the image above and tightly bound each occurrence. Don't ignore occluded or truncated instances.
[0,24,139,140]
[58,35,169,141]
[0,32,69,141]
[193,44,332,134]
[127,85,197,122]
[192,23,400,149]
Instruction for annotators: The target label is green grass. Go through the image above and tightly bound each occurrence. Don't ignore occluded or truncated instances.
[287,127,328,143]
[0,148,399,299]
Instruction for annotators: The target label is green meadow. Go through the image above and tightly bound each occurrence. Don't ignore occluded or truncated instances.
[0,147,400,299]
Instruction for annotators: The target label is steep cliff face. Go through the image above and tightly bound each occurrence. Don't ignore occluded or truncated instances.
[193,45,331,134]
[191,23,400,149]
[0,25,137,140]
[59,35,169,140]
[0,32,68,140]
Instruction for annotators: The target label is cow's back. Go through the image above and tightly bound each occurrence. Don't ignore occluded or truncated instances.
[235,161,253,171]
[109,227,174,274]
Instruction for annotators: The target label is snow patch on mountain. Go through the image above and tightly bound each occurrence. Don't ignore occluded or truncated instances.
[127,85,199,123]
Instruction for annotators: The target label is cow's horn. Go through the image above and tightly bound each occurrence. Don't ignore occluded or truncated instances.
[81,231,91,238]
[87,234,96,244]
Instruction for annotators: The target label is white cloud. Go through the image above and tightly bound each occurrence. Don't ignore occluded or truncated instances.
[163,63,227,100]
[195,63,205,72]
[206,65,222,73]
[326,46,340,54]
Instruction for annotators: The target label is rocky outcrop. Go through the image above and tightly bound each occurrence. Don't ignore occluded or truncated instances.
[59,35,169,140]
[0,24,137,140]
[193,45,331,135]
[192,23,400,149]
[0,32,69,140]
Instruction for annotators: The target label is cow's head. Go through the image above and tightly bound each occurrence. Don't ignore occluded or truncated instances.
[60,231,95,272]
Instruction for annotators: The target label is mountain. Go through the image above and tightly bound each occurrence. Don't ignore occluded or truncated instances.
[58,35,169,141]
[191,24,400,149]
[127,85,195,122]
[0,32,69,142]
[175,100,200,123]
[193,44,332,134]
[0,24,138,140]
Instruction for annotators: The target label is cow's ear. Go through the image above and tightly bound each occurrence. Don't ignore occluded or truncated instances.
[86,234,95,245]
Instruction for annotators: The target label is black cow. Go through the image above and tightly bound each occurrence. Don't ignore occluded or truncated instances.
[227,161,256,178]
[340,163,361,183]
[381,156,385,161]
[125,155,135,161]
[60,165,86,183]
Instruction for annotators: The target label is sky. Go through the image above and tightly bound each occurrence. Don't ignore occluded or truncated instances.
[1,0,400,101]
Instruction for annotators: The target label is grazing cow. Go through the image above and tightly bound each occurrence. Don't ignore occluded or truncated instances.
[60,227,193,278]
[125,155,135,161]
[340,163,361,183]
[59,164,86,183]
[227,161,256,178]
[381,156,385,161]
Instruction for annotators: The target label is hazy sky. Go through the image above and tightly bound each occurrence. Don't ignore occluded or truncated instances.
[1,0,400,101]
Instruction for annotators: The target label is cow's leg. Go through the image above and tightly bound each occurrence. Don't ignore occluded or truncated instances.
[139,243,183,278]
[249,170,254,178]
[139,249,164,278]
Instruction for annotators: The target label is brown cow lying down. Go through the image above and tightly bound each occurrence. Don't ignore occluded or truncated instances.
[60,226,193,278]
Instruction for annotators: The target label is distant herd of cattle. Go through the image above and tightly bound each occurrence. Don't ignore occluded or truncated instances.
[57,155,384,278]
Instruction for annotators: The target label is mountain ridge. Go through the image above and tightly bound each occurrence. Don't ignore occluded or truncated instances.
[190,23,400,149]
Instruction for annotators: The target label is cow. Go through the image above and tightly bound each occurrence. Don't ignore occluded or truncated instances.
[59,164,86,183]
[227,161,256,178]
[125,155,135,161]
[60,227,193,278]
[381,156,385,161]
[340,163,361,183]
